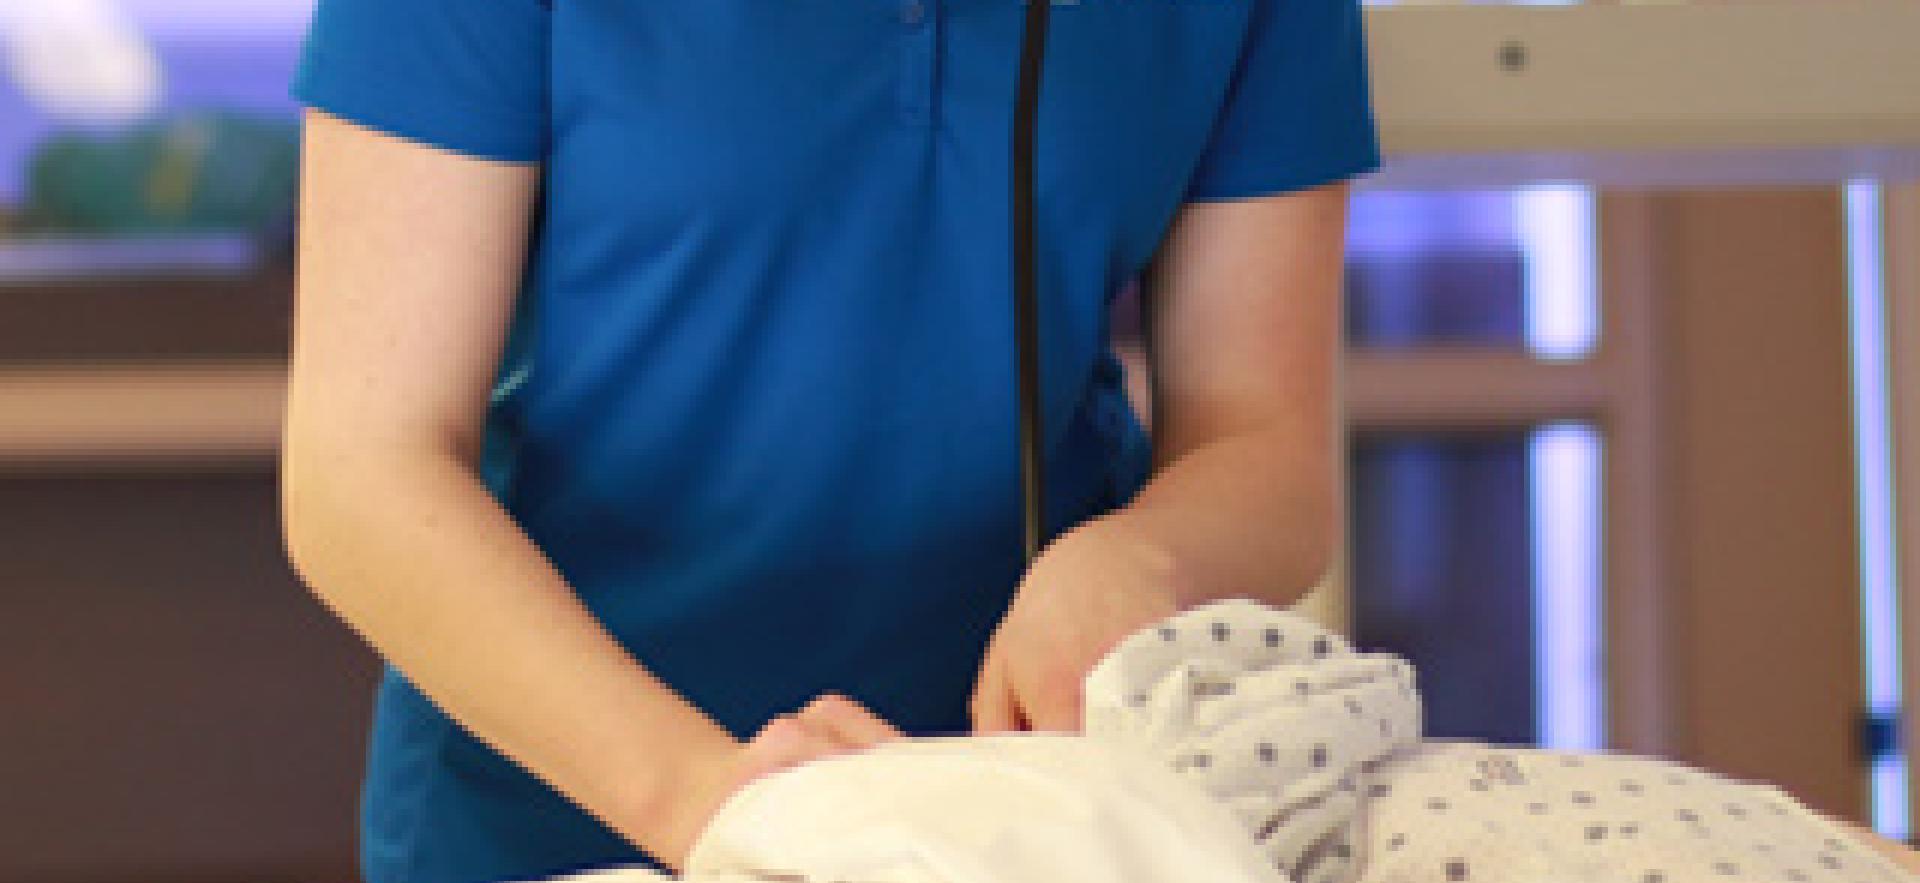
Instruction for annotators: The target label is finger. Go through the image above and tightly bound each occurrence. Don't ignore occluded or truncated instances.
[1028,682,1083,733]
[794,694,890,748]
[969,653,1020,734]
[789,724,848,761]
[790,702,861,751]
[748,714,839,772]
[1003,685,1033,734]
[751,713,811,753]
[805,692,902,746]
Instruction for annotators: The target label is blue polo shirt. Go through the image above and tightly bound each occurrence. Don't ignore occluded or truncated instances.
[290,1,1379,881]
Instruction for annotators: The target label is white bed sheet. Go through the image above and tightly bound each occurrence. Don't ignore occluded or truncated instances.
[526,598,1915,883]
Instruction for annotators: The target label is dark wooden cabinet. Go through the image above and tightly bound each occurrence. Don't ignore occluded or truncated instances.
[2,256,377,883]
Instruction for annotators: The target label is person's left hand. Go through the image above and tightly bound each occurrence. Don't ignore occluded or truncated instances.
[968,515,1188,734]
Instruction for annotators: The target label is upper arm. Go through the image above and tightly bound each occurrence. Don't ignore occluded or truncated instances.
[282,0,550,468]
[284,108,541,470]
[1141,181,1352,470]
[1141,0,1377,464]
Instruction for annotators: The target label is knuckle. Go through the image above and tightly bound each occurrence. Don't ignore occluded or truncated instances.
[755,714,802,741]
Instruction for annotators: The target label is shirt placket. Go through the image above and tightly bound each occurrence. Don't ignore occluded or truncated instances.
[896,0,938,125]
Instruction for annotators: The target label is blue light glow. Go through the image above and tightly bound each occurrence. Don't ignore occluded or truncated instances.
[1517,184,1599,361]
[1844,178,1909,840]
[1531,421,1605,751]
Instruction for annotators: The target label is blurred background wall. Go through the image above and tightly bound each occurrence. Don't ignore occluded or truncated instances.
[2,1,1916,881]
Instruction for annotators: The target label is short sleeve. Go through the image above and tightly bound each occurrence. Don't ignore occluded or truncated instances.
[1183,0,1383,202]
[289,0,551,163]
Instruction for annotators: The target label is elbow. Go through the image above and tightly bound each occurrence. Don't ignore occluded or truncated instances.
[277,432,312,575]
[277,433,336,589]
[1278,526,1338,605]
[274,427,415,587]
[277,417,350,576]
[1268,478,1340,604]
[276,422,472,577]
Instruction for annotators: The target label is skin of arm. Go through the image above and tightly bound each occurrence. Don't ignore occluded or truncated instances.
[1114,178,1351,609]
[279,109,898,872]
[972,180,1351,733]
[964,169,1920,883]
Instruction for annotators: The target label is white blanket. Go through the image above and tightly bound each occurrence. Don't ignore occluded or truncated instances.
[537,598,1914,883]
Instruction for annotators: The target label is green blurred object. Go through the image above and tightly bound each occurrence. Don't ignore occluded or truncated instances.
[22,109,299,235]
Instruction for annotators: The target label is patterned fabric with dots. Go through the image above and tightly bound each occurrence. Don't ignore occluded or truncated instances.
[1356,740,1917,883]
[532,597,1916,883]
[1088,599,1916,883]
[1080,597,1425,883]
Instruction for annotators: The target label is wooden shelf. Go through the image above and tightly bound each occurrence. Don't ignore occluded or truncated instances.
[0,360,286,469]
[0,349,1621,468]
[1363,1,1920,188]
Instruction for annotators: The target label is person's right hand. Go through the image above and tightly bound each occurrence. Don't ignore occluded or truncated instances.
[650,692,904,873]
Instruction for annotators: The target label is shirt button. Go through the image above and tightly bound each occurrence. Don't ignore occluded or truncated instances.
[900,0,926,26]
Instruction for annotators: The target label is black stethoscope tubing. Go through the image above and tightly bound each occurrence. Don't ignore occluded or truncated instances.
[1011,0,1051,567]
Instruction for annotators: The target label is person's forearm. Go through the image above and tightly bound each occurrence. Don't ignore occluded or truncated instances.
[280,441,735,857]
[1099,422,1337,610]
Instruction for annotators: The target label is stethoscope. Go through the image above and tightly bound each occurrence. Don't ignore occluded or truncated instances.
[1011,0,1051,567]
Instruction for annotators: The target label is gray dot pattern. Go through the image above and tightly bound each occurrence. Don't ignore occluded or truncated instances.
[1083,598,1424,883]
[1082,598,1916,883]
[1349,740,1917,882]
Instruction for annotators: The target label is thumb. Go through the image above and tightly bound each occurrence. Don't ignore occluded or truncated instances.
[969,646,1022,734]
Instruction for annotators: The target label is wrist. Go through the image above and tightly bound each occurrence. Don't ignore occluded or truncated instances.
[1078,510,1194,608]
[610,727,742,870]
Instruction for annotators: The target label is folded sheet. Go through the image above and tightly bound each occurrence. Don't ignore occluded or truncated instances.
[536,598,1914,883]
